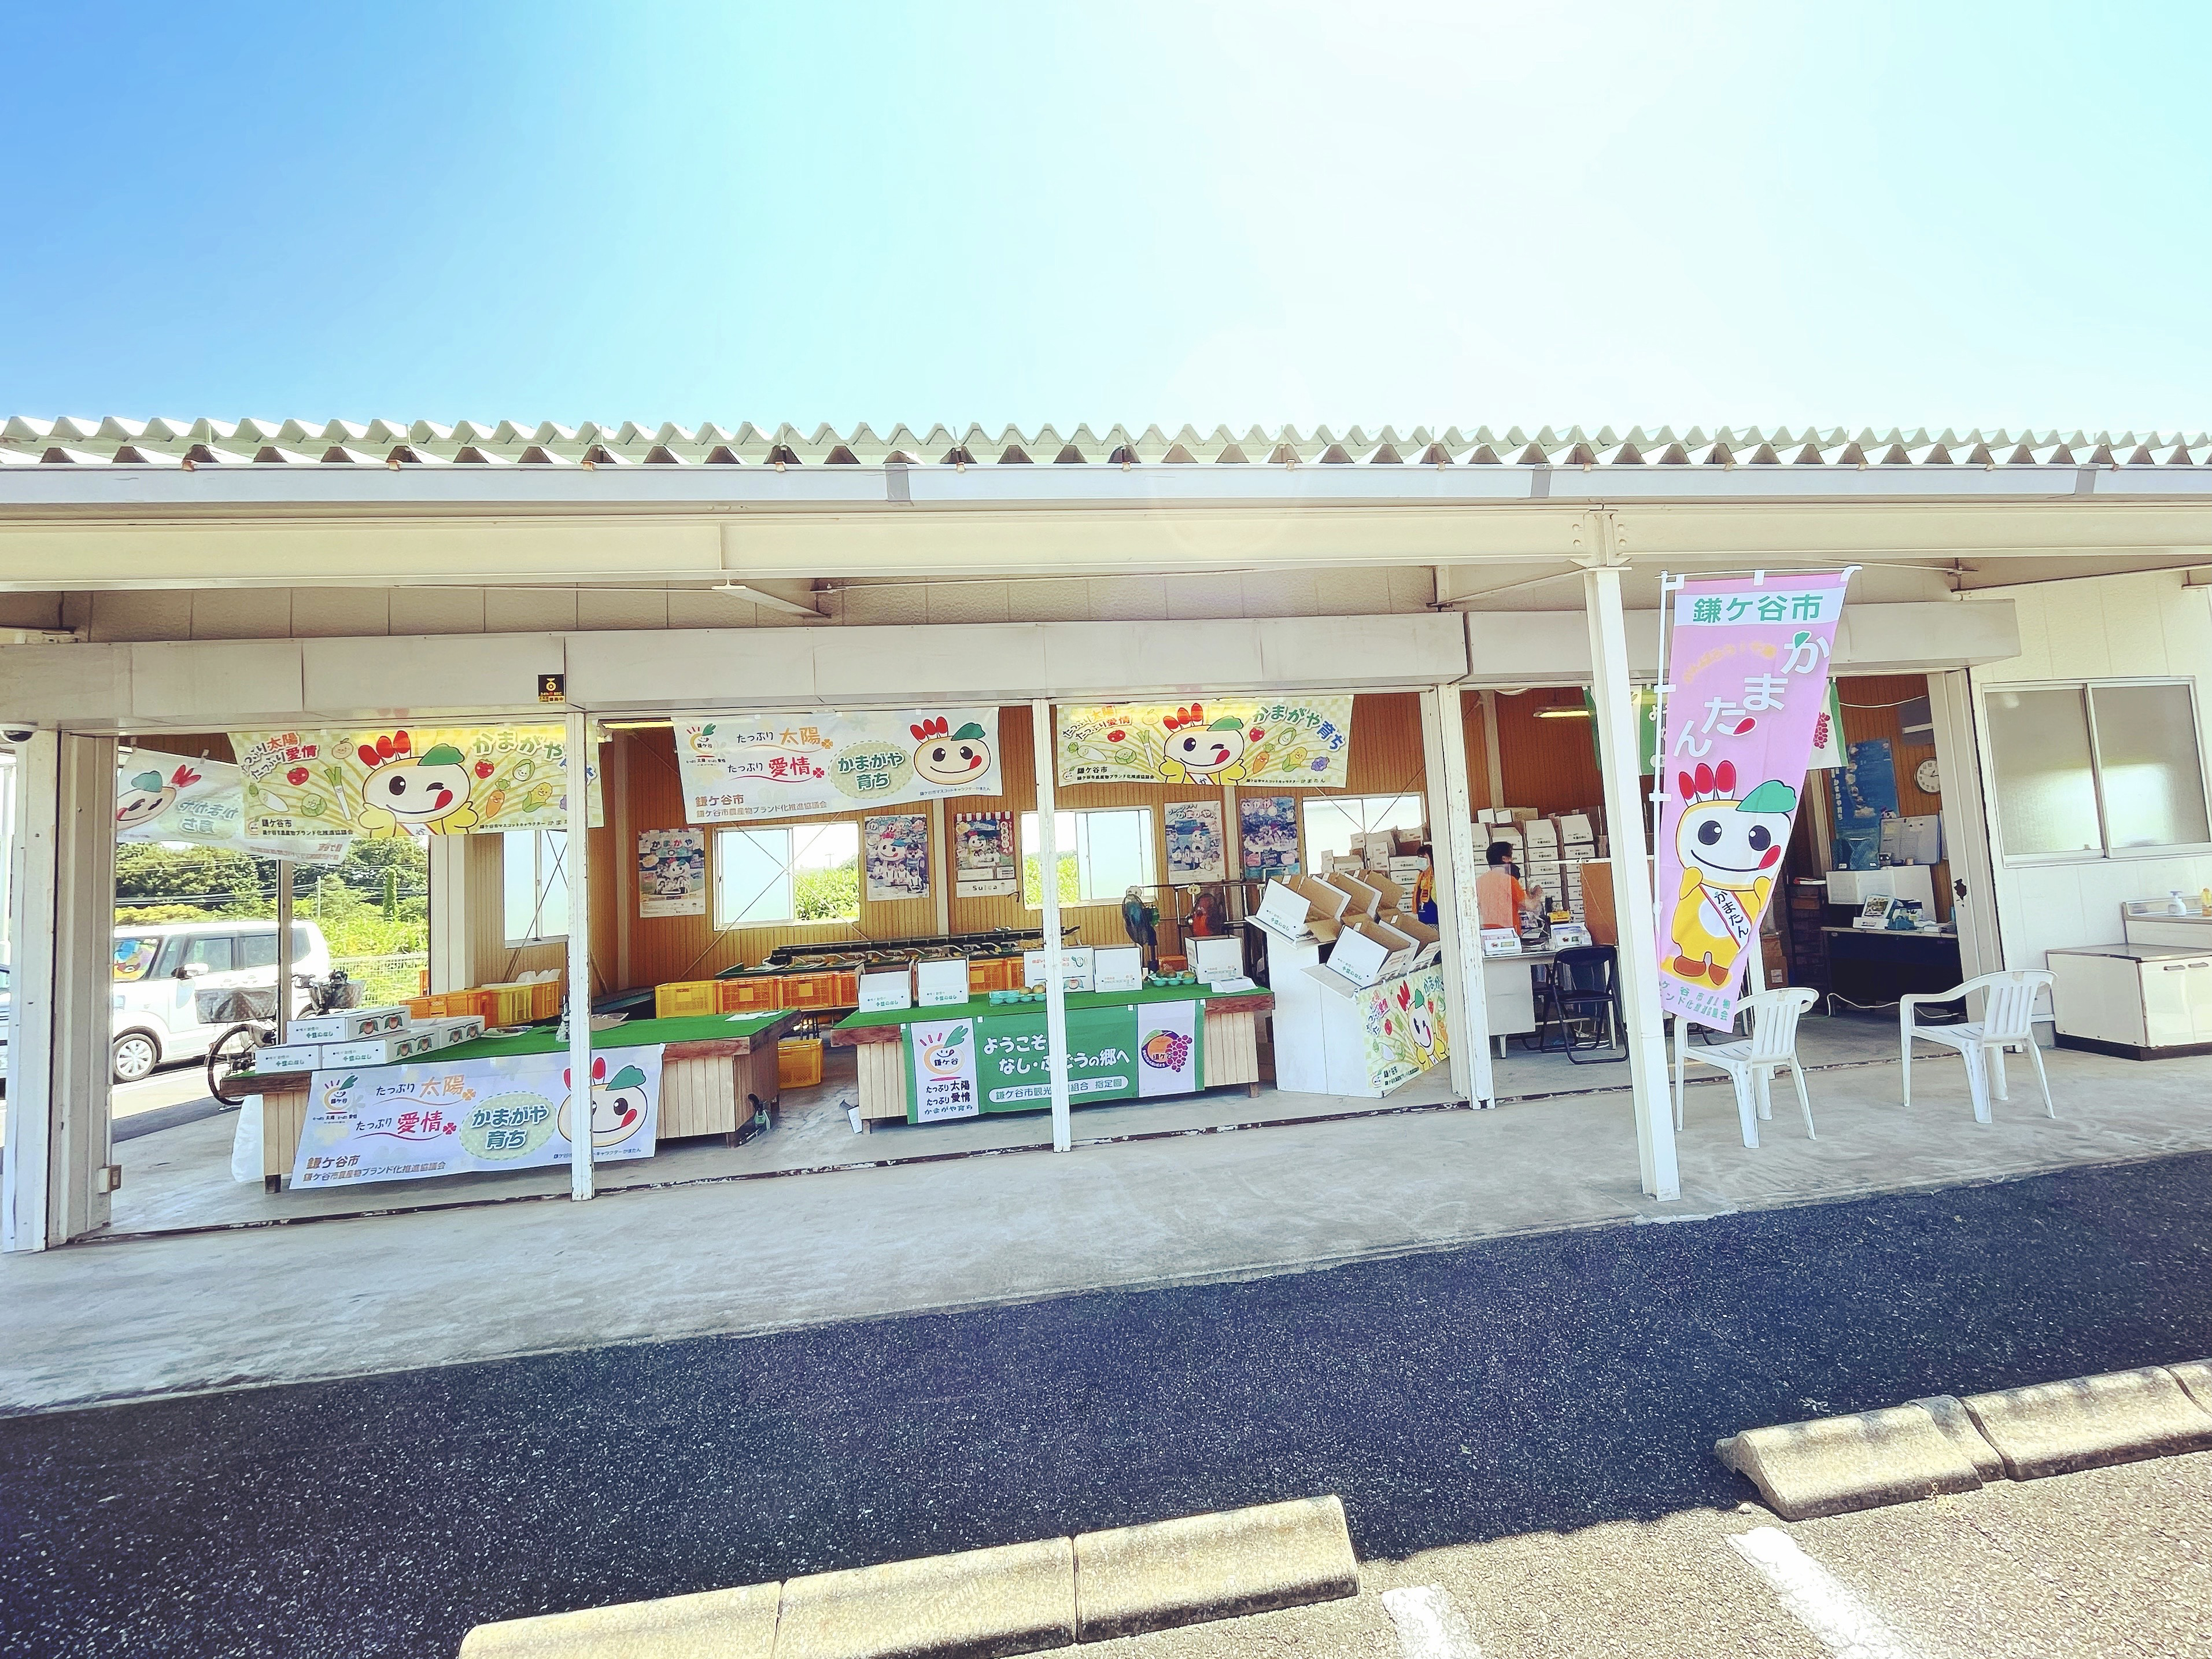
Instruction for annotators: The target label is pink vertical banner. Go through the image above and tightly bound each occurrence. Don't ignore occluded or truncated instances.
[1655,573,1849,1030]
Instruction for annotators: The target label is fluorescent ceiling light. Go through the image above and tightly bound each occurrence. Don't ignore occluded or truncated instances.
[1534,706,1591,718]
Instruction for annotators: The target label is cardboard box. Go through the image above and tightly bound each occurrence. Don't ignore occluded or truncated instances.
[1023,946,1095,993]
[321,1032,438,1068]
[1554,812,1595,843]
[914,958,972,1007]
[1321,870,1387,921]
[1524,820,1560,849]
[1186,937,1244,981]
[1251,877,1349,945]
[1309,924,1392,993]
[286,1007,411,1044]
[858,969,913,1012]
[252,1042,323,1075]
[1092,945,1146,992]
[422,1015,485,1048]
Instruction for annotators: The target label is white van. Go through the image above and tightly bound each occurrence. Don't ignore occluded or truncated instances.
[109,920,333,1082]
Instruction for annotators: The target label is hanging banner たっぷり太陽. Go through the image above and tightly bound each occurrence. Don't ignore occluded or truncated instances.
[1055,698,1354,788]
[231,726,603,840]
[1654,574,1849,1030]
[115,756,349,865]
[673,709,1002,824]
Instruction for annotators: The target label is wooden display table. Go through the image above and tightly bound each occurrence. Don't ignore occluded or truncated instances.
[828,987,1271,1126]
[243,1011,800,1189]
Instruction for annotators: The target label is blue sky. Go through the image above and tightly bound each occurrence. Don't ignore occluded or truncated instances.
[5,3,2206,430]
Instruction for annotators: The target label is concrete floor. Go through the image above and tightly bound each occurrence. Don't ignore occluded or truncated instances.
[3,1021,2208,1417]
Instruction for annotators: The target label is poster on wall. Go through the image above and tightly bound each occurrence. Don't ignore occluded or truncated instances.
[231,725,603,840]
[1055,697,1355,788]
[1238,795,1300,878]
[863,813,931,901]
[290,1045,664,1189]
[116,756,349,865]
[1654,574,1849,1030]
[1164,800,1227,885]
[672,708,1000,824]
[1828,737,1896,872]
[954,810,1018,898]
[637,827,706,917]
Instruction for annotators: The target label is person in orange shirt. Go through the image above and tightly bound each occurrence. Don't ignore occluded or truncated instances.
[1474,841,1533,931]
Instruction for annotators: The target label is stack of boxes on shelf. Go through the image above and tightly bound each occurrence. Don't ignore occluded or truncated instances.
[1478,807,1604,924]
[252,1002,486,1075]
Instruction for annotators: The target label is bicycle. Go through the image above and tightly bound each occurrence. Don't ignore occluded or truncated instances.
[205,968,359,1107]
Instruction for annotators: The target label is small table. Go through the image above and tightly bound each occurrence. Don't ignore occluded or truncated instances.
[829,988,1272,1127]
[241,1011,801,1189]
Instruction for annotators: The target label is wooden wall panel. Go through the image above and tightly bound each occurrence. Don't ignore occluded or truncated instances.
[1494,690,1606,815]
[1834,672,1949,920]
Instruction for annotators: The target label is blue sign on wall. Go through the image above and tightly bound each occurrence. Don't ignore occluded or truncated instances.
[1829,737,1897,870]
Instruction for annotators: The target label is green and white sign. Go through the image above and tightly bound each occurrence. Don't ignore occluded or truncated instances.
[904,1000,1206,1121]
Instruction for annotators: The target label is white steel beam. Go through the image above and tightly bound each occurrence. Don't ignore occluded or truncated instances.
[1031,701,1073,1152]
[1419,687,1495,1104]
[566,709,594,1202]
[1583,562,1680,1201]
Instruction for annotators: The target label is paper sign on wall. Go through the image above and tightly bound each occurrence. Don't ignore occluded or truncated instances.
[637,827,706,917]
[1654,574,1848,1030]
[1164,799,1227,885]
[863,812,930,901]
[1238,795,1300,878]
[954,810,1018,898]
[674,709,1000,824]
[232,725,603,840]
[1056,697,1354,788]
[116,756,349,865]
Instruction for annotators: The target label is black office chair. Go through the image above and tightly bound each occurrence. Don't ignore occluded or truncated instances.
[1532,945,1626,1063]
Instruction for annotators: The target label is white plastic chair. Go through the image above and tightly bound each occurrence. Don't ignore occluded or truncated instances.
[1901,970,2055,1123]
[1674,988,1820,1148]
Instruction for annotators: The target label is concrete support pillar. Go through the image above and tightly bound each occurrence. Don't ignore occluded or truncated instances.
[566,711,594,1202]
[1030,701,1073,1151]
[2,732,117,1250]
[1583,565,1681,1202]
[1418,686,1495,1105]
[426,834,471,994]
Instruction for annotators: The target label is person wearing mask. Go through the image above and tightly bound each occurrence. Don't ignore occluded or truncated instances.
[1413,842,1439,926]
[1475,840,1532,932]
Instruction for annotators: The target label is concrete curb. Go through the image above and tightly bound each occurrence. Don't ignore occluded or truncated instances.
[1074,1495,1359,1642]
[1962,1365,2212,1480]
[1716,1360,2212,1522]
[454,1496,1358,1657]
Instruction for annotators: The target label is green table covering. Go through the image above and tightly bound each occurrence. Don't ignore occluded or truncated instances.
[439,1011,786,1063]
[833,983,1266,1033]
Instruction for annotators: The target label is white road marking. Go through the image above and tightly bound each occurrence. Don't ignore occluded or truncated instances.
[1382,1584,1483,1658]
[1728,1527,1928,1659]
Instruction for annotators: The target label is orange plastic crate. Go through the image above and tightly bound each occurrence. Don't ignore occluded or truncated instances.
[529,977,564,1021]
[718,976,782,1013]
[778,972,839,1011]
[777,1037,824,1089]
[479,982,538,1027]
[655,980,719,1019]
[830,969,859,1007]
[405,995,444,1021]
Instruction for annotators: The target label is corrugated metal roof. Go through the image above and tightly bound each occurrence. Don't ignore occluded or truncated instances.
[1,418,2206,470]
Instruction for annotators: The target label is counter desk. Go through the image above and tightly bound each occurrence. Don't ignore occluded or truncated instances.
[241,1010,802,1189]
[828,986,1271,1126]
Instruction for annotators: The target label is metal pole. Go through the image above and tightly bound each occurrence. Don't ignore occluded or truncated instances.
[1583,555,1681,1201]
[566,710,595,1201]
[274,858,293,1044]
[1030,699,1073,1152]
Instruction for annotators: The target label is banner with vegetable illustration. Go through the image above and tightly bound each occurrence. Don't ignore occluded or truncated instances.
[115,755,349,865]
[230,725,603,840]
[673,708,1002,824]
[1358,965,1450,1093]
[1055,698,1354,788]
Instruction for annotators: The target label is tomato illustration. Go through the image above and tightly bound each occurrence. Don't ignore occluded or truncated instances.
[286,766,309,786]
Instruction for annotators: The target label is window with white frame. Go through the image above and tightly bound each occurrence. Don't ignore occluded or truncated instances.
[1021,808,1155,906]
[1300,792,1427,867]
[714,822,861,928]
[1985,680,2212,858]
[503,830,570,945]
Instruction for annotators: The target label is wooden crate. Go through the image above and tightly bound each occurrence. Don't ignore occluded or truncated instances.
[655,980,720,1019]
[718,975,782,1013]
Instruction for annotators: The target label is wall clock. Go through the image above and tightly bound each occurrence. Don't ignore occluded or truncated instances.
[1915,758,1940,795]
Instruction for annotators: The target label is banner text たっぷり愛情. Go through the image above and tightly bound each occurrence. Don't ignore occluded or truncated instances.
[1653,576,1848,1030]
[674,709,1003,824]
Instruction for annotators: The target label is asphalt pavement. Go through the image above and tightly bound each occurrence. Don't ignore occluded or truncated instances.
[3,1151,2210,1658]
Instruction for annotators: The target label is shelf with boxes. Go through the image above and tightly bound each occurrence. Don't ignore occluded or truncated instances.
[1478,806,1602,927]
